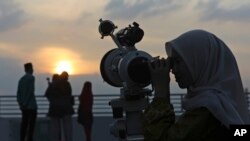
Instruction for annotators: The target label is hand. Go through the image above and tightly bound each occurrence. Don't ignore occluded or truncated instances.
[148,57,171,100]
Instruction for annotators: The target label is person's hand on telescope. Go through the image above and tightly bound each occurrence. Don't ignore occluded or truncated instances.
[148,57,171,102]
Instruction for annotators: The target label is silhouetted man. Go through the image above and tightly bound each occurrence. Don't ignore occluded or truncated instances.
[17,63,37,141]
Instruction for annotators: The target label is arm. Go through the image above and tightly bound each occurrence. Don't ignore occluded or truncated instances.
[143,103,222,141]
[44,85,54,102]
[164,108,215,141]
[69,82,72,96]
[67,82,75,105]
[148,58,171,102]
[144,58,224,141]
[142,98,175,141]
[65,82,72,97]
[17,80,23,107]
[23,76,35,107]
[17,76,35,108]
[143,58,173,141]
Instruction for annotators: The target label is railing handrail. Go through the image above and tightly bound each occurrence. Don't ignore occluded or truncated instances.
[0,92,249,118]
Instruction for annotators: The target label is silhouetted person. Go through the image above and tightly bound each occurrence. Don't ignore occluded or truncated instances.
[57,71,74,141]
[45,74,62,141]
[77,81,94,141]
[142,30,250,141]
[17,62,37,141]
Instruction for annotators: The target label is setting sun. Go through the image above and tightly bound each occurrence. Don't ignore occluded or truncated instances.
[33,47,98,75]
[55,60,73,74]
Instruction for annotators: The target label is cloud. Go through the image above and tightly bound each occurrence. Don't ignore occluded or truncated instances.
[196,0,250,22]
[104,0,250,22]
[0,43,25,58]
[104,0,185,20]
[0,0,28,32]
[16,0,106,22]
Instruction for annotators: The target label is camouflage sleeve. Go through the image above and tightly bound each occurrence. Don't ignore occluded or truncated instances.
[142,98,219,141]
[142,97,175,141]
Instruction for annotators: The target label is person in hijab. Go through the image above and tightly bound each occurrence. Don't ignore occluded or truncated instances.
[77,81,94,141]
[142,30,249,141]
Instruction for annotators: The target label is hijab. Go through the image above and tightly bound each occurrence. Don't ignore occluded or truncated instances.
[166,29,249,128]
[80,81,93,112]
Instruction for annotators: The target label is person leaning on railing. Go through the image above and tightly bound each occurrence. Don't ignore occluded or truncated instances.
[142,30,250,141]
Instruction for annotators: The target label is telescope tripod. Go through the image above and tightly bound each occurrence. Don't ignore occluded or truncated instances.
[109,87,151,141]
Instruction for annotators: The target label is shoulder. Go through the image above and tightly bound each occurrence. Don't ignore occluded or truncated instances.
[65,81,72,88]
[66,81,71,86]
[177,107,224,132]
[167,107,228,140]
[19,74,34,81]
[26,74,35,81]
[175,107,218,131]
[19,75,25,81]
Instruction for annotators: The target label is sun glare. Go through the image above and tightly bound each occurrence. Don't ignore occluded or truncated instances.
[55,60,73,74]
[34,47,98,75]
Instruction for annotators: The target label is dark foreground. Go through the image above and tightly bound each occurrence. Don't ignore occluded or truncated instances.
[0,116,116,141]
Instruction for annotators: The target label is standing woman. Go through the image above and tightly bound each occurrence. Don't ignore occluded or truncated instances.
[58,71,75,141]
[78,81,94,141]
[45,74,62,141]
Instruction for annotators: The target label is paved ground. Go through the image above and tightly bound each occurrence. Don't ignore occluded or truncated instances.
[0,117,117,141]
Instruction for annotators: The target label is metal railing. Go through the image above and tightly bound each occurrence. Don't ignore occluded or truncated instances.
[0,92,249,118]
[0,94,186,118]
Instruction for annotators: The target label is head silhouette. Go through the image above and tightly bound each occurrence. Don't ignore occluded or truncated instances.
[52,74,59,82]
[80,81,93,112]
[60,71,69,81]
[24,62,33,74]
[82,81,92,95]
[166,29,250,127]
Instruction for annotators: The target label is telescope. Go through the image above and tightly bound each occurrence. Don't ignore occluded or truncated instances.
[99,19,153,89]
[99,19,153,141]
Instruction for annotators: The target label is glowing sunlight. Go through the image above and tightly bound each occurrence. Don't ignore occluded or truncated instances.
[55,60,73,74]
[33,46,98,75]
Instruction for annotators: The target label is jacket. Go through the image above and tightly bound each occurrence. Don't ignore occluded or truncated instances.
[45,80,74,117]
[17,73,37,110]
[142,98,230,141]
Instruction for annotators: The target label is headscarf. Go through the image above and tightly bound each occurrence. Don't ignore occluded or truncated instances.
[165,29,249,128]
[79,81,93,112]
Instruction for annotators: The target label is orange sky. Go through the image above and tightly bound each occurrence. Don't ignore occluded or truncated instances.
[1,0,250,94]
